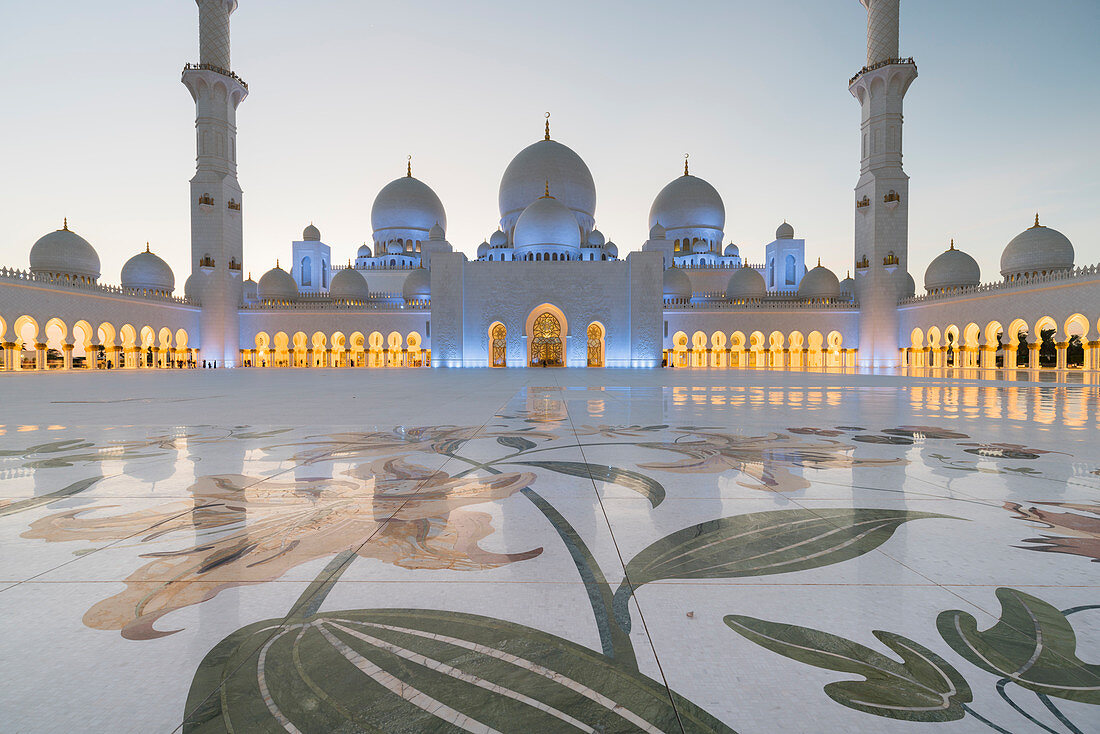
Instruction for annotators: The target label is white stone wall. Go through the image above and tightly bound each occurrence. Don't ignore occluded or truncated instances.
[429,253,662,368]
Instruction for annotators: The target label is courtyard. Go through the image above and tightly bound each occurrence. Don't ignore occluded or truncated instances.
[1,368,1098,733]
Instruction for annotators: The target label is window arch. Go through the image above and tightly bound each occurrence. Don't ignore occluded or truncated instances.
[490,322,507,367]
[301,256,312,287]
[587,323,605,367]
[785,254,796,286]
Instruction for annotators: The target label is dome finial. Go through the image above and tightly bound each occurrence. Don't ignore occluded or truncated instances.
[63,217,69,231]
[407,155,412,177]
[145,242,151,253]
[1032,212,1041,228]
[950,239,955,250]
[276,259,280,269]
[684,153,690,176]
[542,179,552,198]
[545,112,551,141]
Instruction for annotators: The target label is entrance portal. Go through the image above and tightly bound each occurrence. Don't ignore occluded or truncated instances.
[530,312,563,367]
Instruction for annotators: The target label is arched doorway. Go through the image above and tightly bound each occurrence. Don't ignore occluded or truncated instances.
[491,322,507,367]
[528,309,564,367]
[587,323,604,367]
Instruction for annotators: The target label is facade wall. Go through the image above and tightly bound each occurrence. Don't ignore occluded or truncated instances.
[430,252,662,368]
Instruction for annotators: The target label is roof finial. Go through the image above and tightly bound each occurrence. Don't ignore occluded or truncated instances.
[248,271,252,280]
[950,238,955,250]
[407,155,412,177]
[542,179,552,198]
[145,242,151,253]
[817,257,822,267]
[276,259,280,269]
[684,153,690,176]
[63,217,69,231]
[1033,212,1041,228]
[545,112,551,141]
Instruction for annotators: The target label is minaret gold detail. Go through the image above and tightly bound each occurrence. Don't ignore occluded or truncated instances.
[544,112,551,141]
[407,155,412,177]
[684,153,690,176]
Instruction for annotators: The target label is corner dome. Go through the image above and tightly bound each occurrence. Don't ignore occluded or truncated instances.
[303,223,321,241]
[663,266,692,301]
[925,241,980,292]
[428,222,445,241]
[605,241,618,258]
[691,241,710,254]
[513,195,582,251]
[184,273,197,301]
[726,266,766,300]
[489,229,509,248]
[776,221,795,240]
[798,262,841,299]
[1000,215,1074,279]
[402,267,431,303]
[649,222,667,240]
[586,229,606,248]
[648,174,725,235]
[904,272,916,299]
[329,268,369,301]
[724,243,740,257]
[257,264,298,302]
[371,175,447,244]
[30,222,101,280]
[477,241,490,258]
[386,241,406,255]
[839,273,855,297]
[121,245,174,294]
[499,138,596,235]
[357,244,372,258]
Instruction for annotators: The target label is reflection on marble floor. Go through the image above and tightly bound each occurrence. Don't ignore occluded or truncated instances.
[1,375,1098,733]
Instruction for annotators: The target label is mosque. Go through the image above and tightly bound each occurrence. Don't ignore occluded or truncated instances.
[0,0,1097,373]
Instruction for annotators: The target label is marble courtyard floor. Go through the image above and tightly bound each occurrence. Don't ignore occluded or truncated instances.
[1,369,1098,734]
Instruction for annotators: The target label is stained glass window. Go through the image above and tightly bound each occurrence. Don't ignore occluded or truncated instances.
[587,323,603,367]
[492,323,507,367]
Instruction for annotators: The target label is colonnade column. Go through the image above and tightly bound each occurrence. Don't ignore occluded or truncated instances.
[1055,342,1068,371]
[1028,342,1040,370]
[2,342,14,370]
[1087,341,1099,371]
[62,344,74,370]
[35,343,47,370]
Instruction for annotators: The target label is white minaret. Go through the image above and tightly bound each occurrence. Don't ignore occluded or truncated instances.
[183,0,247,367]
[850,0,916,368]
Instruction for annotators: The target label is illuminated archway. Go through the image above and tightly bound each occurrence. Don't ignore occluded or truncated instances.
[587,322,605,367]
[526,304,567,367]
[490,322,507,368]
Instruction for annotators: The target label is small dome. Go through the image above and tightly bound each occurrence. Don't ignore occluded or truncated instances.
[586,229,606,248]
[1000,215,1074,279]
[402,267,431,303]
[29,222,101,280]
[386,241,406,255]
[121,245,174,294]
[724,243,740,257]
[649,222,667,240]
[303,223,321,241]
[776,221,795,240]
[184,273,198,301]
[798,262,841,299]
[372,175,447,242]
[605,241,618,258]
[663,266,692,301]
[648,174,725,234]
[499,138,596,233]
[428,222,445,241]
[257,264,298,301]
[691,240,710,254]
[726,266,766,300]
[839,273,855,297]
[242,275,258,301]
[925,241,980,292]
[477,241,490,258]
[513,195,582,251]
[904,272,916,299]
[329,268,370,301]
[489,229,509,248]
[357,243,373,258]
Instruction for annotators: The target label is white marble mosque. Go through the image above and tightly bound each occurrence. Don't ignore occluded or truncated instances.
[0,0,1097,374]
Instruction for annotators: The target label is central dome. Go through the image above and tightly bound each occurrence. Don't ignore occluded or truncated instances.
[371,175,447,245]
[499,139,596,235]
[648,174,725,235]
[513,195,583,252]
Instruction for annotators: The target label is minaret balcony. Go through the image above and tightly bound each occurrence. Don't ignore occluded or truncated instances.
[883,190,901,210]
[855,256,871,276]
[182,62,248,91]
[848,57,916,87]
[856,196,871,214]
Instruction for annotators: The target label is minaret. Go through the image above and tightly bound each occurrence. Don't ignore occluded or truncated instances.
[850,0,916,368]
[182,0,247,367]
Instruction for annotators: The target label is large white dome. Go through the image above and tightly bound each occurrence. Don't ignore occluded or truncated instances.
[402,267,432,303]
[926,241,980,292]
[121,246,174,294]
[329,268,370,302]
[798,262,841,299]
[499,138,596,235]
[1000,216,1074,279]
[29,223,101,280]
[726,266,766,300]
[258,265,298,302]
[513,195,583,251]
[663,267,692,301]
[648,174,725,235]
[371,175,447,244]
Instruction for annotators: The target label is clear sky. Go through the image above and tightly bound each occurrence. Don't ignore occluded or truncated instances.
[2,0,1097,289]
